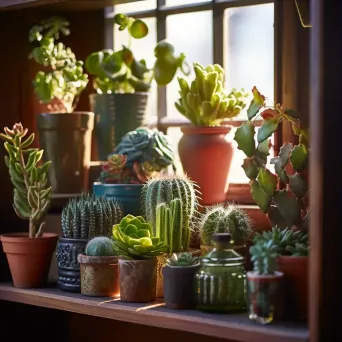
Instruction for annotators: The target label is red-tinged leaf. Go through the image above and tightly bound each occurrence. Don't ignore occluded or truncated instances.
[261,108,278,120]
[242,158,258,180]
[247,86,266,120]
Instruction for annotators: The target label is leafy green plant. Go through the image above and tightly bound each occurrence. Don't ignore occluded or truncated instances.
[200,204,252,247]
[175,62,249,126]
[61,193,123,240]
[98,127,174,184]
[234,87,309,232]
[85,237,115,256]
[250,240,279,275]
[166,252,199,267]
[0,123,52,238]
[285,243,309,256]
[85,13,189,94]
[112,214,168,259]
[29,16,88,113]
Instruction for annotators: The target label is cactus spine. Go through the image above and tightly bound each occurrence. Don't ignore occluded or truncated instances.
[85,237,115,256]
[61,193,123,239]
[156,198,190,254]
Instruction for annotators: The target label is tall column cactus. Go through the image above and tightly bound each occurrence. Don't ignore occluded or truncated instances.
[0,123,52,238]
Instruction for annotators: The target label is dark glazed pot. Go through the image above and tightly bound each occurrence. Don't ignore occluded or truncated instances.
[56,237,87,293]
[37,112,94,194]
[162,264,200,309]
[90,93,149,160]
[118,258,157,302]
[178,125,234,205]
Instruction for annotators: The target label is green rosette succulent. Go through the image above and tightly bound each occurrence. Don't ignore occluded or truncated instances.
[166,252,199,267]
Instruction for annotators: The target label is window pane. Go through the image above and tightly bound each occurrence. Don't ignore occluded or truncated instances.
[166,127,184,173]
[166,11,213,118]
[113,0,156,13]
[224,4,274,119]
[114,17,157,117]
[166,0,208,6]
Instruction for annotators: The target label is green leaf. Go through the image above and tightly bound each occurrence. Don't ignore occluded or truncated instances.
[255,139,271,167]
[30,166,38,184]
[270,142,293,174]
[278,170,289,184]
[257,169,278,196]
[129,19,148,39]
[290,144,308,172]
[288,173,308,198]
[21,133,35,148]
[267,205,288,229]
[284,109,300,119]
[242,158,258,179]
[234,122,256,157]
[247,87,265,120]
[26,150,38,171]
[250,180,272,213]
[273,190,302,226]
[257,119,278,143]
[37,161,51,177]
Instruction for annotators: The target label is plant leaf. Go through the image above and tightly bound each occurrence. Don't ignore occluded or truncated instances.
[288,173,308,198]
[290,144,308,172]
[257,119,278,143]
[129,19,148,39]
[257,169,278,196]
[242,158,258,180]
[267,205,289,229]
[270,142,293,174]
[234,122,256,157]
[273,190,302,226]
[255,139,271,167]
[250,180,272,213]
[247,86,265,120]
[284,109,300,119]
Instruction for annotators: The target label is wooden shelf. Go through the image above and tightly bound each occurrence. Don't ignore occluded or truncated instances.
[0,283,308,342]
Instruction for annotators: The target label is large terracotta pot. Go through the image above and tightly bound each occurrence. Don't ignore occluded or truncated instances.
[178,125,234,205]
[0,233,58,288]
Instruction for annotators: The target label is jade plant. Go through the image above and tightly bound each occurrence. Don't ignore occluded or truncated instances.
[0,123,52,238]
[175,62,249,126]
[112,214,168,259]
[85,237,115,256]
[85,13,189,94]
[199,204,253,248]
[166,252,199,267]
[61,193,124,240]
[234,87,309,232]
[29,16,88,112]
[98,127,174,184]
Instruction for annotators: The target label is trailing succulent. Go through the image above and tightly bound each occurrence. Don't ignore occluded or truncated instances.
[85,13,189,94]
[29,16,88,113]
[166,252,199,267]
[175,62,249,126]
[85,237,115,256]
[98,127,174,184]
[112,214,167,259]
[0,123,52,238]
[234,87,309,232]
[61,193,124,240]
[249,240,279,275]
[199,204,253,248]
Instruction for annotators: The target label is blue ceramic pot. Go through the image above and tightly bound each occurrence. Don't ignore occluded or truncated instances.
[92,182,143,216]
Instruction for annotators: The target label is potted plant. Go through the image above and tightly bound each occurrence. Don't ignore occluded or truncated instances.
[175,62,249,205]
[163,252,200,309]
[58,193,123,292]
[112,214,167,302]
[85,13,189,160]
[29,16,93,194]
[78,237,119,297]
[93,127,174,216]
[0,123,57,288]
[247,240,284,324]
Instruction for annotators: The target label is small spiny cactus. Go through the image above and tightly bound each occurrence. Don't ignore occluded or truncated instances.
[166,252,199,267]
[85,237,115,256]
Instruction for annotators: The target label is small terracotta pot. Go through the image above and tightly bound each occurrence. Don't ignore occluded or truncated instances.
[118,258,157,302]
[78,254,119,297]
[0,233,58,288]
[178,125,234,205]
[277,256,308,321]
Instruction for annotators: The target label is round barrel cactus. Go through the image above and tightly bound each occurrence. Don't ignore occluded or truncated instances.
[85,237,115,256]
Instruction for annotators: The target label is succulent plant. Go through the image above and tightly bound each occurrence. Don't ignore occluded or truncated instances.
[285,243,309,256]
[166,252,199,267]
[199,204,253,247]
[85,237,115,256]
[61,193,124,240]
[156,198,190,254]
[112,214,168,259]
[0,123,52,238]
[175,62,249,126]
[142,175,200,234]
[234,87,309,232]
[250,240,279,275]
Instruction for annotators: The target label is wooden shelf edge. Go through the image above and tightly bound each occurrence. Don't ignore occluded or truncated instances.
[0,284,308,342]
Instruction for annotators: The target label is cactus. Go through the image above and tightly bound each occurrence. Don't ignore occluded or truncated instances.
[61,193,123,240]
[166,252,199,267]
[156,198,190,254]
[85,237,115,256]
[0,123,52,238]
[250,240,279,275]
[142,175,200,234]
[199,204,252,247]
[175,62,249,126]
[112,214,168,259]
[234,87,309,232]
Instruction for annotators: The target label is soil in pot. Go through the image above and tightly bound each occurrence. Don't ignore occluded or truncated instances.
[0,233,58,288]
[119,258,157,302]
[78,254,119,297]
[178,126,234,205]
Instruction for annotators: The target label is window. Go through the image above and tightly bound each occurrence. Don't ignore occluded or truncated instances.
[106,0,275,203]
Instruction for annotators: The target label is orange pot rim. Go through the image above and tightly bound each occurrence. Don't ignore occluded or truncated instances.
[181,125,233,135]
[0,232,58,242]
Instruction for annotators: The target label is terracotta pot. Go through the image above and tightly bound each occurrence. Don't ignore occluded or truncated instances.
[78,254,119,297]
[178,125,234,205]
[0,233,58,288]
[277,256,308,320]
[118,258,157,302]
